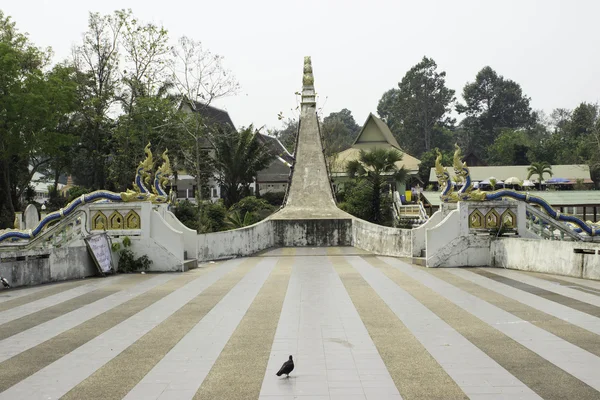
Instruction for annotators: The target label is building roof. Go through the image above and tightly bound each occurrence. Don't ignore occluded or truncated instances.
[256,133,294,164]
[330,113,421,174]
[428,164,591,183]
[331,147,421,174]
[180,99,235,128]
[421,190,600,207]
[352,113,402,149]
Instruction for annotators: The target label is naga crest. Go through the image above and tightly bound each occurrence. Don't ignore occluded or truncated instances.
[453,143,467,178]
[434,149,448,184]
[153,149,173,196]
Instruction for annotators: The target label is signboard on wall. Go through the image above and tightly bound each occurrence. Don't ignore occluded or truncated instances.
[84,233,114,276]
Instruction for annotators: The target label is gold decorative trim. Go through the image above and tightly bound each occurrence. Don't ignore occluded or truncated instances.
[485,209,501,229]
[124,210,141,229]
[469,209,485,229]
[92,212,108,230]
[501,209,517,229]
[109,211,124,230]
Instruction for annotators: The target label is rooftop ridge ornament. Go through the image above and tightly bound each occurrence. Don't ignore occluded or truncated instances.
[301,56,316,106]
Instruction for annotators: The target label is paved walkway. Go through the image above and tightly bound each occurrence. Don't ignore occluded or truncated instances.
[0,247,599,399]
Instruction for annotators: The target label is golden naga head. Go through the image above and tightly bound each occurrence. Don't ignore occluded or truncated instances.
[453,143,467,177]
[434,149,448,183]
[158,149,172,186]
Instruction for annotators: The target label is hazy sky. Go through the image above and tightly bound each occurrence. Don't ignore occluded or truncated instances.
[4,0,600,131]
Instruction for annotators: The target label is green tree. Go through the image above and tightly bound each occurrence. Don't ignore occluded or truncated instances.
[527,162,553,189]
[456,66,533,158]
[71,11,126,190]
[321,108,360,156]
[170,36,239,201]
[0,12,78,227]
[417,148,452,185]
[270,117,298,154]
[377,56,455,156]
[486,129,531,165]
[211,125,273,207]
[345,148,407,224]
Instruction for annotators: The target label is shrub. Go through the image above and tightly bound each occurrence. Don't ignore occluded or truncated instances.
[261,191,285,206]
[115,236,152,273]
[199,201,228,233]
[173,200,199,230]
[67,186,92,202]
[229,196,274,222]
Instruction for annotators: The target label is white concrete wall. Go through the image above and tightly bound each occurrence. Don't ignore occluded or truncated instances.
[426,209,459,267]
[163,210,198,260]
[411,210,443,257]
[0,244,97,288]
[147,210,185,271]
[352,219,412,257]
[197,219,275,261]
[491,238,600,280]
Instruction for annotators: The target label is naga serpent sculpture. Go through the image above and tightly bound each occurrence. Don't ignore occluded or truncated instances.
[435,145,600,237]
[0,144,173,243]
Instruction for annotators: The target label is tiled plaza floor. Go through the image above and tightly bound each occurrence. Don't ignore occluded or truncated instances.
[0,247,599,399]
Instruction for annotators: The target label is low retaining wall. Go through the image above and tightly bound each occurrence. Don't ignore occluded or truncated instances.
[352,219,412,257]
[491,238,600,280]
[0,242,97,288]
[197,220,275,261]
[273,219,353,247]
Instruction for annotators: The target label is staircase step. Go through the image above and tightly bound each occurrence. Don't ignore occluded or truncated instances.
[182,259,198,272]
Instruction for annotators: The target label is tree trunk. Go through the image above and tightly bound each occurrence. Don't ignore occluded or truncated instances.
[0,158,15,229]
[195,137,203,201]
[372,177,382,224]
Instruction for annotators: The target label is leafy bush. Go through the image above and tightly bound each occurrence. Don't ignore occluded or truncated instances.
[173,200,200,230]
[114,236,152,273]
[229,196,273,215]
[229,196,274,221]
[261,191,285,206]
[67,186,92,202]
[338,180,394,226]
[226,210,256,228]
[199,201,228,232]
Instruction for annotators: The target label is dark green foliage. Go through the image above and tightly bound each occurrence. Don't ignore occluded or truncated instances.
[338,180,394,227]
[228,196,274,220]
[417,149,452,185]
[271,118,298,154]
[377,57,456,156]
[172,200,227,233]
[173,200,199,230]
[456,66,534,158]
[211,125,273,208]
[486,129,532,165]
[343,148,406,226]
[67,186,92,202]
[201,202,228,232]
[261,191,285,206]
[116,236,152,273]
[321,109,361,156]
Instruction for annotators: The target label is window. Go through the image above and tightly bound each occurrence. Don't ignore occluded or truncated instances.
[211,187,218,198]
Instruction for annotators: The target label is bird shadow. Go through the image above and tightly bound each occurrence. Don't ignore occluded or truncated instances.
[278,375,297,381]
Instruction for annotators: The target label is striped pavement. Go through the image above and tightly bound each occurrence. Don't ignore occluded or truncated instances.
[0,247,598,399]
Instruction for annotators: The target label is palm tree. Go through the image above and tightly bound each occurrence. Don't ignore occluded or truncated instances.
[211,125,273,207]
[527,162,553,190]
[346,148,408,224]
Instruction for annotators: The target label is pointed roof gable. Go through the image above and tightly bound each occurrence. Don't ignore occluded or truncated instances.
[352,113,402,149]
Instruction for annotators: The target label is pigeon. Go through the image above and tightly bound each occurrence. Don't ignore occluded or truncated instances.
[276,355,294,378]
[0,277,10,288]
